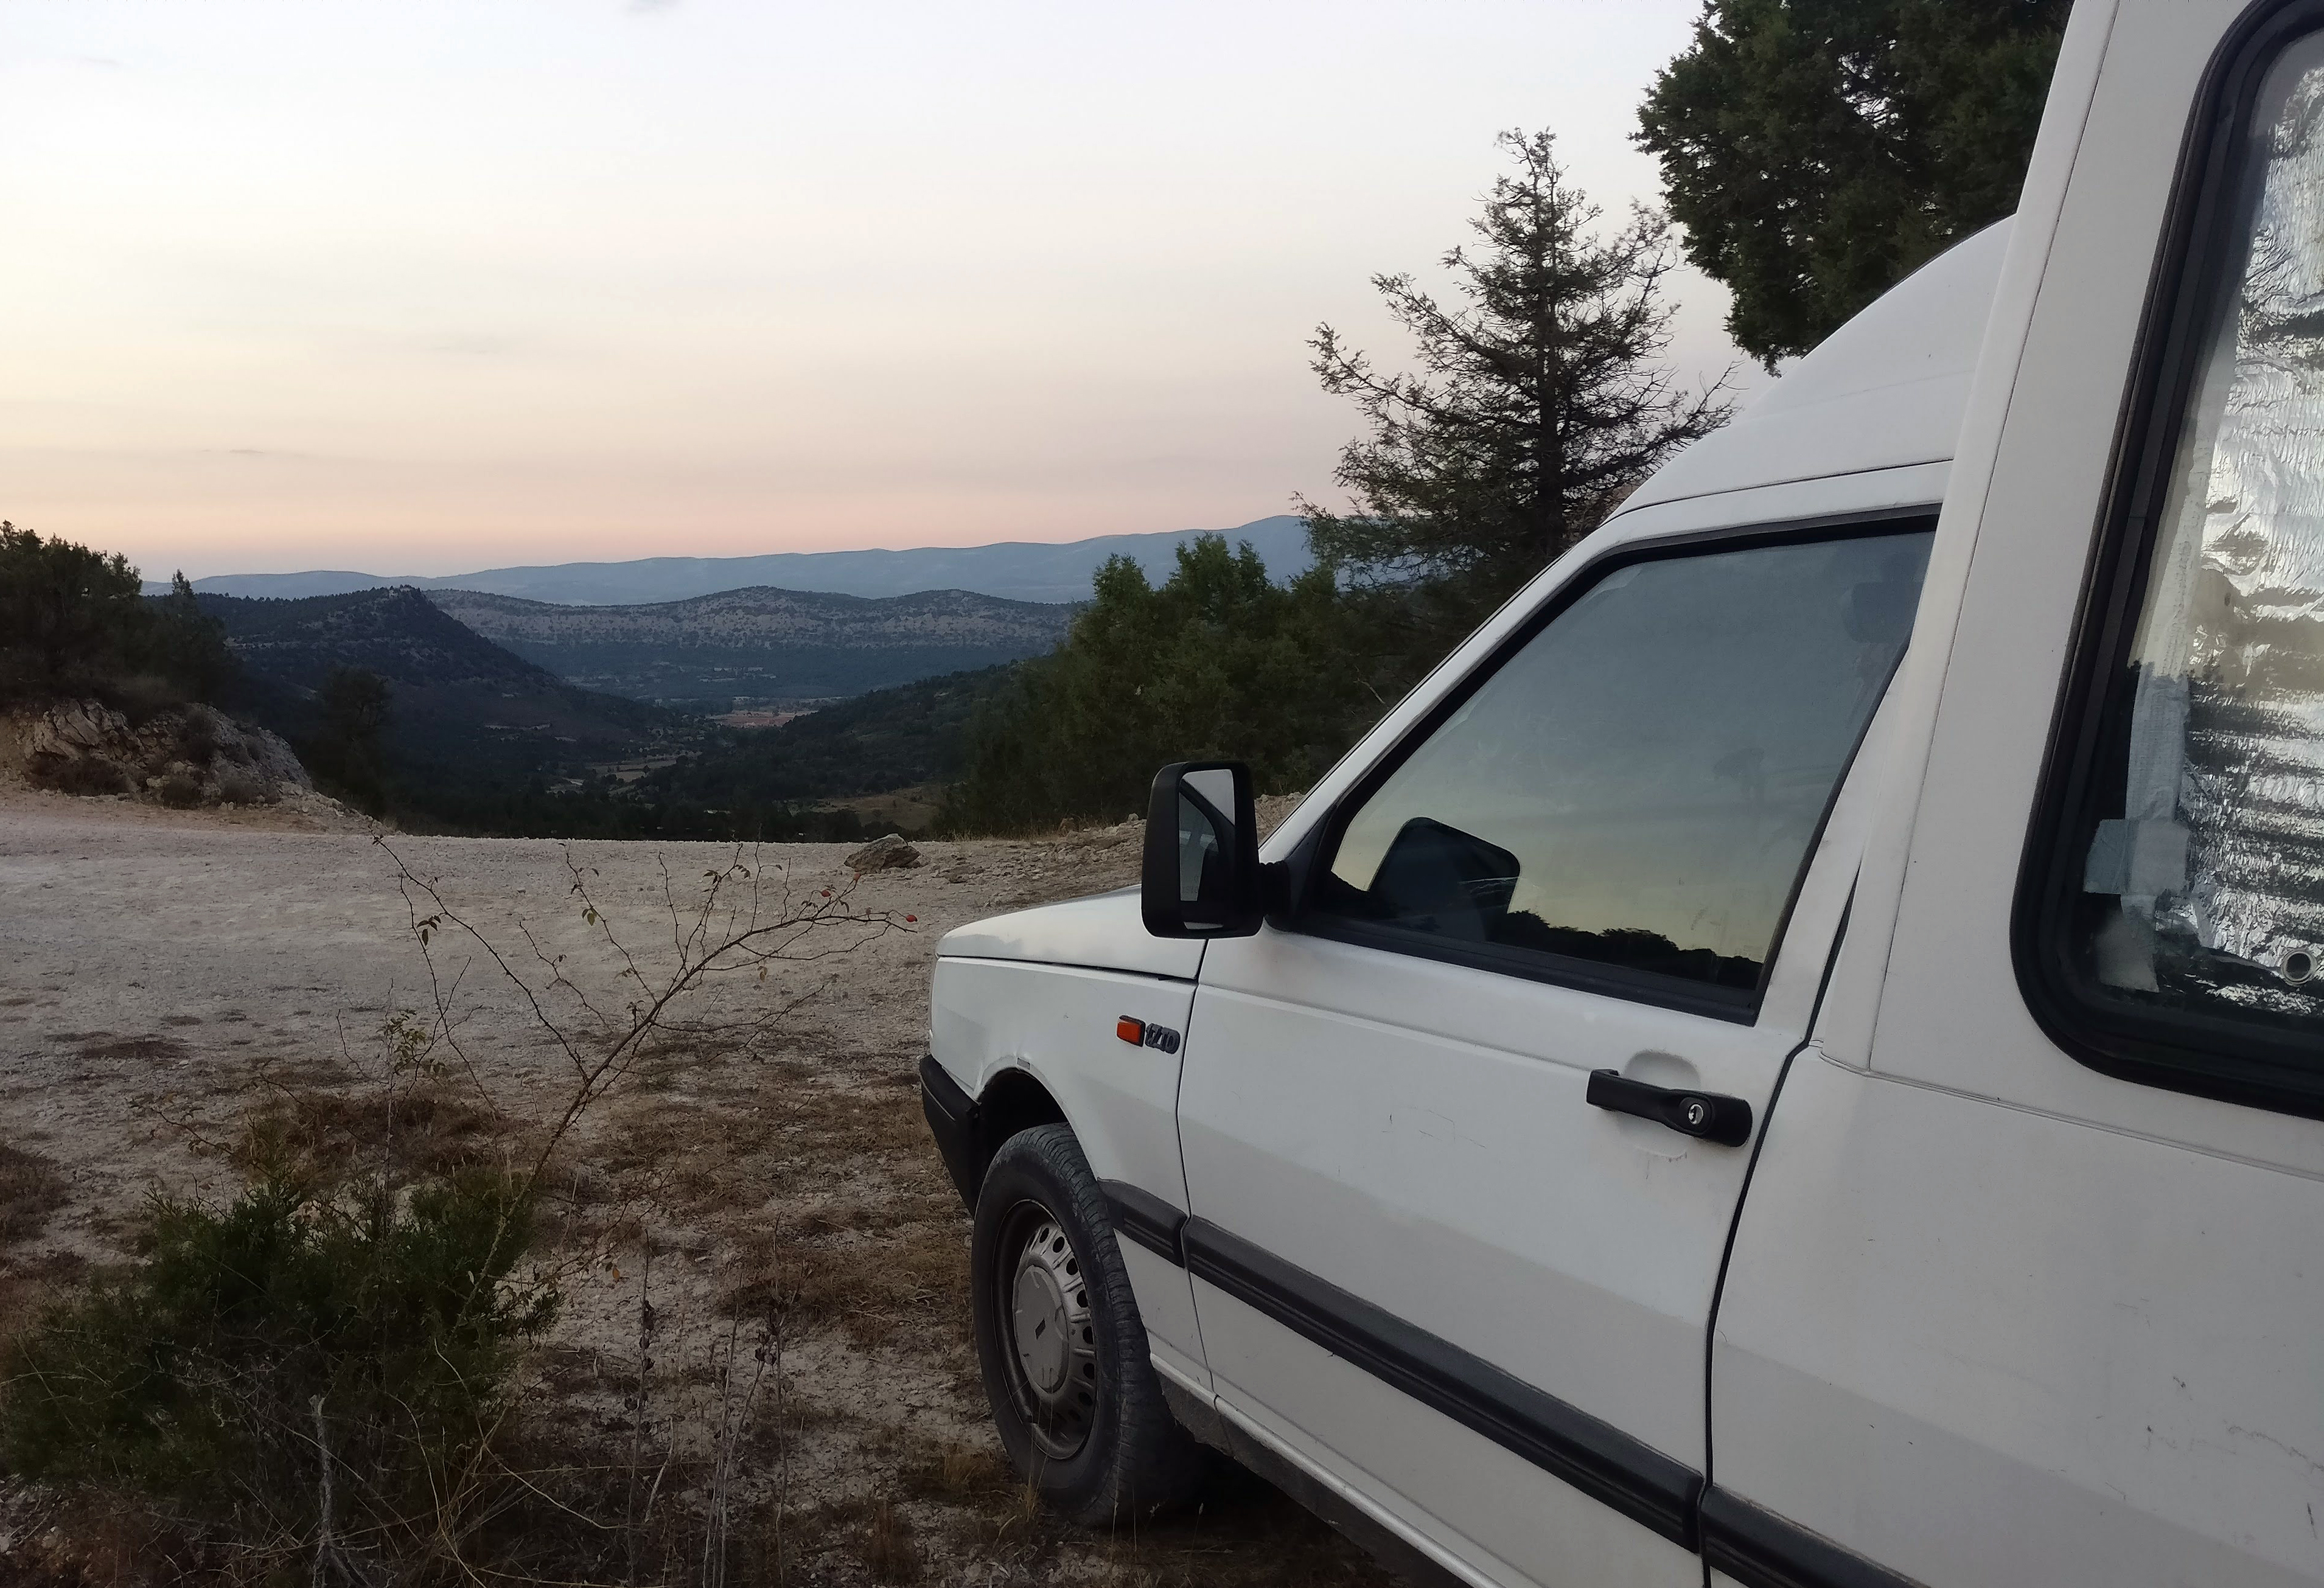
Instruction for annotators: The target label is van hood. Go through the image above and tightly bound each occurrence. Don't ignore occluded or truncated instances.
[937,886,1204,981]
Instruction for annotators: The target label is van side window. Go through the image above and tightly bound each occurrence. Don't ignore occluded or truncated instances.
[1305,527,1933,1014]
[2031,28,2324,1110]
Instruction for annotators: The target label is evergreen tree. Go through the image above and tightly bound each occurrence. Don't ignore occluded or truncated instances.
[1300,129,1731,635]
[0,521,148,697]
[138,573,236,702]
[943,537,1384,834]
[315,665,392,814]
[0,525,234,705]
[1637,0,2069,367]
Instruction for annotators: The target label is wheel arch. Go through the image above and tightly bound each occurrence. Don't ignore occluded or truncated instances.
[923,1056,1072,1210]
[980,1064,1071,1161]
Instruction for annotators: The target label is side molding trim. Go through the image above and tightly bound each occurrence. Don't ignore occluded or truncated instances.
[1181,1216,1703,1548]
[1099,1179,1188,1267]
[1699,1488,1928,1588]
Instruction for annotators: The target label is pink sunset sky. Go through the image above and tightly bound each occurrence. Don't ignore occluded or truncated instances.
[2,1,1757,580]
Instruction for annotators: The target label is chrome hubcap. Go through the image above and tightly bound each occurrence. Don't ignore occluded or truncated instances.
[999,1207,1100,1460]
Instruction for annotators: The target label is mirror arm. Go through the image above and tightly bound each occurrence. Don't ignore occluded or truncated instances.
[1258,860,1291,919]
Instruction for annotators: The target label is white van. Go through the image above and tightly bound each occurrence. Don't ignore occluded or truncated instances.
[921,4,2324,1583]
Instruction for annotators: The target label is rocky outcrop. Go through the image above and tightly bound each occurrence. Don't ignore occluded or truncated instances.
[9,699,313,807]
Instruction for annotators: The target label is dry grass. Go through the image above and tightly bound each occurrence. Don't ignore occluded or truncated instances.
[854,1496,923,1583]
[896,1437,1021,1508]
[72,1034,192,1066]
[557,1053,1398,1587]
[0,1143,66,1247]
[231,1080,503,1187]
[0,1062,1399,1588]
[0,1141,75,1356]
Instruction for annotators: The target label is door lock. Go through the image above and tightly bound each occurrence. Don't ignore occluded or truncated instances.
[1586,1069,1753,1147]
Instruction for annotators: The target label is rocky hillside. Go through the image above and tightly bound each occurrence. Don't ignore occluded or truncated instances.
[198,587,698,809]
[1,698,321,812]
[427,585,1075,708]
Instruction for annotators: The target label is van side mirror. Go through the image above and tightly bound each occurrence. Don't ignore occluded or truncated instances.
[1142,761,1265,938]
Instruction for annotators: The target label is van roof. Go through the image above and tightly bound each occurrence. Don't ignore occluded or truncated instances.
[1617,218,2011,517]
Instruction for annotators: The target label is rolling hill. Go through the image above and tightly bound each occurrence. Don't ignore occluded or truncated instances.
[200,588,697,806]
[425,585,1074,709]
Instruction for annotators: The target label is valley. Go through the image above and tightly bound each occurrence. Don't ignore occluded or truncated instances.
[428,585,1072,709]
[189,582,1031,838]
[198,586,697,793]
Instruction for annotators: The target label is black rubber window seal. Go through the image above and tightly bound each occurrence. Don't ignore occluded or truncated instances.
[2012,0,2324,1122]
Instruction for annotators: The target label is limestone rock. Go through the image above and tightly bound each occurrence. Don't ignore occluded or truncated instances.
[13,698,315,806]
[27,699,131,759]
[846,833,922,872]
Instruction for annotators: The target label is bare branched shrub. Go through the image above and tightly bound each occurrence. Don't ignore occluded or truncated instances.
[388,836,906,1211]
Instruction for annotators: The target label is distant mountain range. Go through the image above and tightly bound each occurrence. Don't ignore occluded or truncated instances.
[428,585,1076,709]
[156,515,1312,606]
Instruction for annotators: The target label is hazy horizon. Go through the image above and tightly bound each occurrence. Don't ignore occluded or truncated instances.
[4,1,1757,582]
[156,512,1310,585]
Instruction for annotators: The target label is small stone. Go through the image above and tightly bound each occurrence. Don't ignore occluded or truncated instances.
[845,833,922,872]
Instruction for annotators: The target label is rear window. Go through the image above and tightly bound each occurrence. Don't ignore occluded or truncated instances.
[2024,21,2324,1113]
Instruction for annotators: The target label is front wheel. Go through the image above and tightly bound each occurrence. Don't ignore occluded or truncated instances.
[969,1124,1204,1525]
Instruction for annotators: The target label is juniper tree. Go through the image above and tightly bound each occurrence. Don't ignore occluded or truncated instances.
[1637,0,2068,367]
[1300,130,1731,629]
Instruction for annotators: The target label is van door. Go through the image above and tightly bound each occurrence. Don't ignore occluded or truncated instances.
[1174,521,1932,1587]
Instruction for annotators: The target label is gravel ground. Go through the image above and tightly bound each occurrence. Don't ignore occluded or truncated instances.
[0,784,1380,1587]
[0,785,1084,1256]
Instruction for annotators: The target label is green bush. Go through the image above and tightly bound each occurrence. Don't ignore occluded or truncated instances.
[941,535,1397,834]
[215,767,275,806]
[0,1171,553,1564]
[26,754,130,798]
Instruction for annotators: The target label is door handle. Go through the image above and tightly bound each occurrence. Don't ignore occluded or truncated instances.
[1586,1070,1753,1147]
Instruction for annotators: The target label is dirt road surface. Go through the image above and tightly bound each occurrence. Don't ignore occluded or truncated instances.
[0,787,1388,1586]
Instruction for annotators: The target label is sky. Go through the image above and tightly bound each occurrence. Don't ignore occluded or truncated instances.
[1,1,1754,580]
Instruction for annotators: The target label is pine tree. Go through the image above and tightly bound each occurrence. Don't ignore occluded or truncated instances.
[1300,129,1732,628]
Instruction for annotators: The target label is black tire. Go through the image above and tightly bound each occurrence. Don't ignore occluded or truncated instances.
[970,1123,1206,1527]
